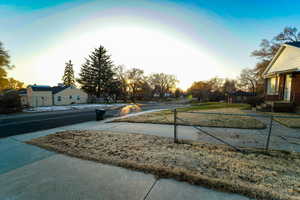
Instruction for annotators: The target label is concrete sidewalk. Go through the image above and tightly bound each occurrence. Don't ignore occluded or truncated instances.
[0,154,249,200]
[0,120,251,200]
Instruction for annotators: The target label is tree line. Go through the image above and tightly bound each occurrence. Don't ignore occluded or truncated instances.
[0,42,24,113]
[188,26,300,101]
[0,42,24,91]
[62,45,179,102]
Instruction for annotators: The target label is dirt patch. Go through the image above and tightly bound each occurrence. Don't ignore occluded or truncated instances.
[113,108,266,129]
[27,130,300,200]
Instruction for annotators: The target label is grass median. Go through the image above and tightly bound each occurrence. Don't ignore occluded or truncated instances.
[114,105,265,129]
[27,130,300,200]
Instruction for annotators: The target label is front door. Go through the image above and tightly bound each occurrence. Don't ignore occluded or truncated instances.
[284,74,292,101]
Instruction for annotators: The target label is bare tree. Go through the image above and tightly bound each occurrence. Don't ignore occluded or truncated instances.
[252,26,300,79]
[187,77,225,101]
[187,81,211,101]
[238,68,258,93]
[207,77,223,92]
[222,79,237,93]
[126,68,145,102]
[6,78,24,90]
[114,65,128,101]
[149,73,178,98]
[174,88,183,98]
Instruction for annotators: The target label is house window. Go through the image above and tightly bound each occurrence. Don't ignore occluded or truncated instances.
[77,96,80,100]
[57,96,61,101]
[69,95,72,99]
[267,77,279,95]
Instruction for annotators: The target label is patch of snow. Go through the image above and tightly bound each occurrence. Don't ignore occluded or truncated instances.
[104,109,167,122]
[24,104,127,113]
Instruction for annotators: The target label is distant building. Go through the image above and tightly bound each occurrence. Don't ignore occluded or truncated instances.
[52,86,88,106]
[18,89,29,106]
[23,84,88,107]
[27,85,53,107]
[227,90,256,103]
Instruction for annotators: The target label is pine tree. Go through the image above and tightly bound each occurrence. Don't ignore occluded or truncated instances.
[77,45,115,99]
[62,60,75,86]
[0,42,11,70]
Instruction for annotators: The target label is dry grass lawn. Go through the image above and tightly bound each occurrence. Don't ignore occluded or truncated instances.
[273,114,300,128]
[113,108,266,129]
[255,111,300,128]
[27,130,300,200]
[275,117,300,128]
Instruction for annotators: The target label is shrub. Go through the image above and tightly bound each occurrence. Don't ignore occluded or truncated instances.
[0,91,22,114]
[246,96,263,107]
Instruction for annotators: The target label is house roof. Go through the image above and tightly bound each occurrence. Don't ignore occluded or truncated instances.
[286,41,300,48]
[263,42,300,77]
[51,86,69,94]
[29,85,71,94]
[18,89,27,94]
[30,85,52,92]
[27,85,79,94]
[228,90,256,96]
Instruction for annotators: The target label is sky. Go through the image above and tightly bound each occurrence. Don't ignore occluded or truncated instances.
[1,0,300,90]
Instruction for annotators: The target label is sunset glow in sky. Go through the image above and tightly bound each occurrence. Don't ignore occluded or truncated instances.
[1,0,300,89]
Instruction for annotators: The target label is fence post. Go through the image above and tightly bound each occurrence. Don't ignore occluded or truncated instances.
[265,115,273,152]
[174,109,178,143]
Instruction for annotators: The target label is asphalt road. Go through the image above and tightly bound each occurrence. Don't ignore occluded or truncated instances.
[0,103,181,138]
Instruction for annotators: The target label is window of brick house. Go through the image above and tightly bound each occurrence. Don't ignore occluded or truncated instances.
[267,76,279,95]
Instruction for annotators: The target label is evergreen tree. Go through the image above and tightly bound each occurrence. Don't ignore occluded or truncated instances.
[77,46,115,99]
[0,42,11,70]
[62,60,75,86]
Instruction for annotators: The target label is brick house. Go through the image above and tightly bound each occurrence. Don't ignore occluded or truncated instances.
[263,42,300,111]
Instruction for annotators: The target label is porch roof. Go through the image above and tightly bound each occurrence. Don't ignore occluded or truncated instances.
[263,42,300,78]
[264,68,299,78]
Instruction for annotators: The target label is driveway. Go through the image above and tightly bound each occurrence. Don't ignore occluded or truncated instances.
[0,119,251,200]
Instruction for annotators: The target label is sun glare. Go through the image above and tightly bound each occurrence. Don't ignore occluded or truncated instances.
[23,25,224,89]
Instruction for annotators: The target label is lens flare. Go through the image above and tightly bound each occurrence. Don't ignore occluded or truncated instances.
[120,104,142,116]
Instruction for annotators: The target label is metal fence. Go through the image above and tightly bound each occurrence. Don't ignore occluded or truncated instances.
[172,109,300,153]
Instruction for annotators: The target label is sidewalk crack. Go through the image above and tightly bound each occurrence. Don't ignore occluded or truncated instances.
[143,178,159,200]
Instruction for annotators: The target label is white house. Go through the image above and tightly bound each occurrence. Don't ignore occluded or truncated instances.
[263,41,300,111]
[24,84,88,107]
[52,86,88,105]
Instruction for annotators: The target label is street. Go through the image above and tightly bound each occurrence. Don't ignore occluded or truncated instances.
[0,103,180,138]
